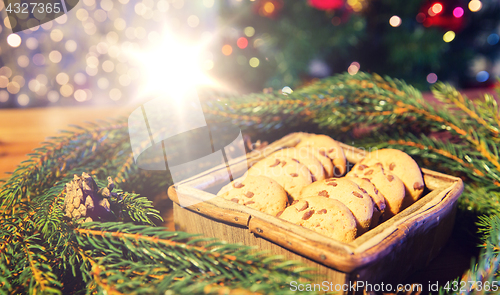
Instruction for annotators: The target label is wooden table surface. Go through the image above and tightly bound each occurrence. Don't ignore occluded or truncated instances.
[0,105,478,291]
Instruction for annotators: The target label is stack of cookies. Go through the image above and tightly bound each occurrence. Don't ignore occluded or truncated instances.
[216,134,425,243]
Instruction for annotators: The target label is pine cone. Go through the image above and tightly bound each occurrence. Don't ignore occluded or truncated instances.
[63,173,116,223]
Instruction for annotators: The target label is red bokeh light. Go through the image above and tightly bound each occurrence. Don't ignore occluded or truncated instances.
[237,37,248,49]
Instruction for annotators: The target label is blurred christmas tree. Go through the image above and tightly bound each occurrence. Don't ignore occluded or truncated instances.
[211,0,500,92]
[0,0,499,107]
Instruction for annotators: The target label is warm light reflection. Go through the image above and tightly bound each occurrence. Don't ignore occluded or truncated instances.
[125,28,216,102]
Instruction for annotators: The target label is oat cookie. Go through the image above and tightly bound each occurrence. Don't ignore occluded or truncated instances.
[347,164,405,220]
[217,176,287,216]
[295,134,347,177]
[345,176,386,228]
[358,148,424,207]
[271,148,326,182]
[248,155,312,202]
[299,178,374,234]
[279,196,357,242]
[306,147,335,178]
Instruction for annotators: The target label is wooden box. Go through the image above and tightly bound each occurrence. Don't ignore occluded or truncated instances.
[167,133,464,292]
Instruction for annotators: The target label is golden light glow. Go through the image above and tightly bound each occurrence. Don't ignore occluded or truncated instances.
[74,89,87,102]
[60,84,74,97]
[49,50,62,63]
[50,29,64,42]
[56,73,70,85]
[222,44,232,56]
[124,28,216,101]
[469,0,482,12]
[263,2,275,14]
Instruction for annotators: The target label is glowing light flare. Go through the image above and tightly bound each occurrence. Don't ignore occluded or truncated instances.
[389,16,401,27]
[453,7,464,17]
[443,31,455,42]
[237,37,248,49]
[124,29,216,101]
[468,0,482,12]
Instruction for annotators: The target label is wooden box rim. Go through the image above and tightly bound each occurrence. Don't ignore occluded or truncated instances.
[167,132,464,273]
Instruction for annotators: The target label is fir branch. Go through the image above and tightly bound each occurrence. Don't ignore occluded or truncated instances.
[73,222,315,294]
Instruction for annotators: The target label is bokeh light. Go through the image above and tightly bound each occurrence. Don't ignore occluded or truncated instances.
[237,37,248,49]
[416,13,426,23]
[476,71,489,82]
[203,0,214,8]
[47,90,60,103]
[17,55,30,68]
[443,31,456,42]
[17,94,30,106]
[427,73,438,83]
[7,34,21,47]
[56,73,70,85]
[26,38,38,50]
[49,51,63,63]
[0,90,9,102]
[60,84,74,97]
[282,86,293,95]
[348,62,360,75]
[249,57,260,67]
[0,76,8,88]
[109,88,122,100]
[453,7,464,18]
[468,0,482,12]
[389,16,401,27]
[487,34,499,45]
[244,26,255,37]
[187,15,199,27]
[222,44,232,56]
[431,3,443,14]
[74,89,87,102]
